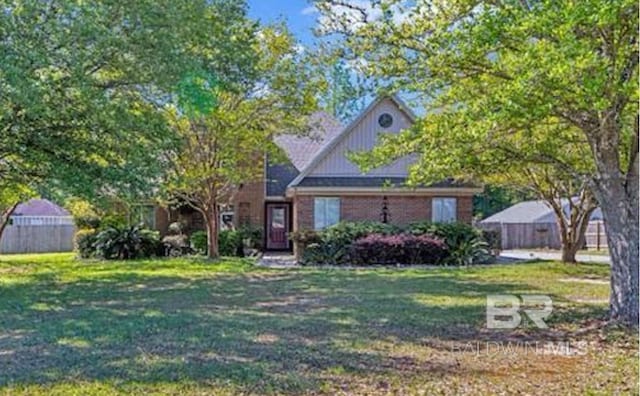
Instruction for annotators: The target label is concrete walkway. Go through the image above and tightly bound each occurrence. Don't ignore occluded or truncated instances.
[257,253,299,268]
[500,249,611,264]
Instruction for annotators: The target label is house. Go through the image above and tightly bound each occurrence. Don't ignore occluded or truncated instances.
[155,95,481,251]
[479,200,606,250]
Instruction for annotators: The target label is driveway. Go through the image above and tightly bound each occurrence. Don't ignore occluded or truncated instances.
[500,249,611,264]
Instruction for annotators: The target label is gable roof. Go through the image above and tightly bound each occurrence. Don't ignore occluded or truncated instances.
[480,199,603,224]
[266,112,342,196]
[273,112,343,171]
[13,199,69,217]
[287,94,416,188]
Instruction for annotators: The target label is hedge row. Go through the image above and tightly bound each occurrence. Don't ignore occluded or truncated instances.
[291,221,494,266]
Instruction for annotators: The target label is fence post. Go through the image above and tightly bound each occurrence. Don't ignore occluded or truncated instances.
[596,221,601,251]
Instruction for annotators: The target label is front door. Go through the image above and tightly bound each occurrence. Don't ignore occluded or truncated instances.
[266,203,290,250]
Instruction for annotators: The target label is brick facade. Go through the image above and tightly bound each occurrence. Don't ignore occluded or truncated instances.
[232,180,265,228]
[294,194,474,231]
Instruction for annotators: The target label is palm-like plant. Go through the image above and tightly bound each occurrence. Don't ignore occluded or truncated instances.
[94,225,159,260]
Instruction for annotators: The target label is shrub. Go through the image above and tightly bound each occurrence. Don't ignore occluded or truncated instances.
[94,225,160,260]
[409,222,492,265]
[481,229,502,254]
[321,221,400,248]
[300,241,350,266]
[75,216,101,230]
[219,229,242,256]
[74,229,98,258]
[238,225,263,250]
[190,231,208,254]
[100,214,128,229]
[289,229,321,245]
[447,236,492,266]
[351,233,448,265]
[295,221,400,265]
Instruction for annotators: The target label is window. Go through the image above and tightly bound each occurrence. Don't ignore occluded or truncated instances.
[220,211,234,230]
[131,205,156,229]
[432,198,457,223]
[271,207,285,229]
[314,197,340,230]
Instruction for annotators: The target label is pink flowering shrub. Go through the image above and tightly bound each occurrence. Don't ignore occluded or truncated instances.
[351,233,448,265]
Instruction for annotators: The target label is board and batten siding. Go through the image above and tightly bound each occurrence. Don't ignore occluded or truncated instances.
[309,97,415,177]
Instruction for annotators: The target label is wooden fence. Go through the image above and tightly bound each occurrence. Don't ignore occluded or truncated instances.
[584,220,607,250]
[0,216,76,253]
[480,221,607,250]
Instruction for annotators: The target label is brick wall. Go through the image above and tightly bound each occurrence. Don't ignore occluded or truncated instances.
[456,196,473,224]
[293,194,474,231]
[232,180,265,229]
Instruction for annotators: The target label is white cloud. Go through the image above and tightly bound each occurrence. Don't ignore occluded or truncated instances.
[314,0,416,34]
[301,5,318,15]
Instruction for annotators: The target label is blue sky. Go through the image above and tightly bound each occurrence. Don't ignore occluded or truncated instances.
[247,1,318,45]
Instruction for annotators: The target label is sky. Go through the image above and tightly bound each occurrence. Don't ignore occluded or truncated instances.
[247,1,318,45]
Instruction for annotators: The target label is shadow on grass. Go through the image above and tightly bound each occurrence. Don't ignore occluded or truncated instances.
[0,267,612,393]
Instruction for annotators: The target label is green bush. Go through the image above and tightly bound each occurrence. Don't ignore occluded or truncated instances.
[481,229,502,253]
[238,225,263,250]
[190,231,208,254]
[296,222,399,265]
[74,229,98,258]
[189,230,244,256]
[446,236,492,266]
[409,222,491,265]
[94,225,160,260]
[321,221,400,247]
[219,229,242,256]
[75,216,101,230]
[296,221,491,266]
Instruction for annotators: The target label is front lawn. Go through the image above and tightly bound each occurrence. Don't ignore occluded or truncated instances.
[0,254,636,395]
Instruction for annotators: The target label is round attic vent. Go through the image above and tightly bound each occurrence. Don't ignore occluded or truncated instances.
[378,113,393,128]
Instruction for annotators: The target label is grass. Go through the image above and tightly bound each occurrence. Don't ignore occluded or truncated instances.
[0,253,636,395]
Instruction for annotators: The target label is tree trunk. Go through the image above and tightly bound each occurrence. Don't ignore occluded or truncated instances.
[587,115,639,327]
[548,197,595,264]
[596,190,639,327]
[561,243,579,263]
[0,203,19,247]
[205,203,219,259]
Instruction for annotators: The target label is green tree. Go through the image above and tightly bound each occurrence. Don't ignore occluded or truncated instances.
[316,0,638,325]
[319,60,367,122]
[163,26,319,258]
[0,0,251,240]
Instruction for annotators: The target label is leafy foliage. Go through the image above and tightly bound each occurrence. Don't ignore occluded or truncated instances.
[351,233,448,265]
[315,0,639,324]
[94,226,160,260]
[219,230,243,257]
[74,229,98,259]
[189,229,254,257]
[297,221,489,266]
[238,225,264,251]
[163,23,320,258]
[408,222,492,265]
[190,231,209,255]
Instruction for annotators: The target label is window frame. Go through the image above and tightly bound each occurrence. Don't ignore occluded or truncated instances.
[314,197,341,230]
[432,197,457,223]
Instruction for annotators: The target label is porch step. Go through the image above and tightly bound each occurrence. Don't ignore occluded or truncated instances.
[257,253,298,268]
